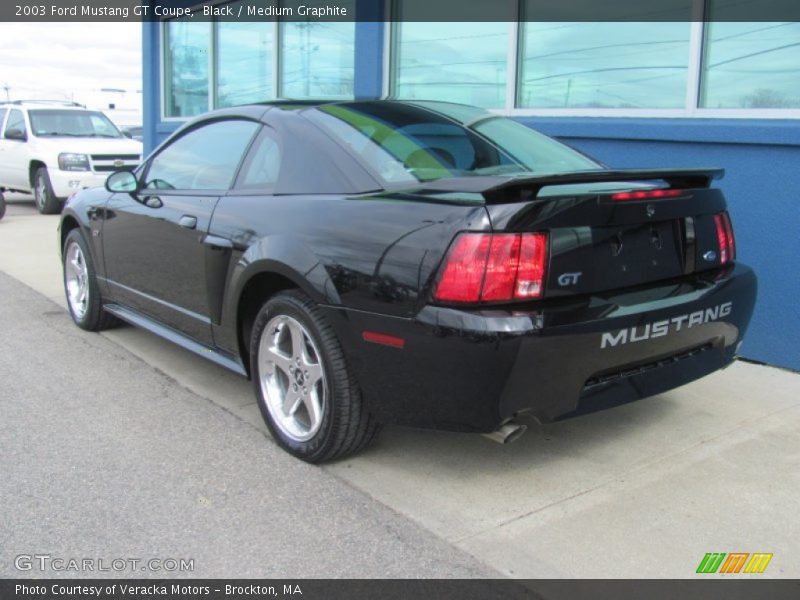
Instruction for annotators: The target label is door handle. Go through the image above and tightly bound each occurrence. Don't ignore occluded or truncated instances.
[179,215,197,229]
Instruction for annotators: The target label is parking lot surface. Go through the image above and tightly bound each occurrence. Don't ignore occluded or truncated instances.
[1,198,798,578]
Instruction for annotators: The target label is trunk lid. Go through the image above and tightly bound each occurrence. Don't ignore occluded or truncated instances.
[476,169,728,298]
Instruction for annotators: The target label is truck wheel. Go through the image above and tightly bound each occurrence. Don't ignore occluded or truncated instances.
[34,167,61,214]
[62,229,118,331]
[0,191,5,220]
[251,290,381,463]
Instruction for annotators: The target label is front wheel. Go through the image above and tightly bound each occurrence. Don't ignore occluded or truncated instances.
[34,167,61,215]
[62,230,117,331]
[0,191,6,220]
[251,291,381,463]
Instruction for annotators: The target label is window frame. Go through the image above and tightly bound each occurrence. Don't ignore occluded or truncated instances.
[159,0,800,121]
[141,117,262,193]
[160,4,354,122]
[385,0,800,120]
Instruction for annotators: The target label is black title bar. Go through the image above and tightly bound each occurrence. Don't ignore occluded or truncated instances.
[3,0,800,22]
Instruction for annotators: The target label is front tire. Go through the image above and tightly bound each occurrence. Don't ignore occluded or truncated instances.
[34,167,61,215]
[0,191,6,220]
[251,291,381,463]
[62,229,117,331]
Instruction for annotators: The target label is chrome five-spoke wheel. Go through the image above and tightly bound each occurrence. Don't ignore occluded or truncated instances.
[258,314,327,442]
[64,242,89,320]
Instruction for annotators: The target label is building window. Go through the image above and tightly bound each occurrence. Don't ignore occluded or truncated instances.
[279,2,356,99]
[216,18,275,108]
[518,19,691,109]
[701,21,800,109]
[392,17,508,108]
[164,20,210,118]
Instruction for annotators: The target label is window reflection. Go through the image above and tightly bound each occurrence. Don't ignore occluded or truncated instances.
[519,21,690,108]
[216,15,274,107]
[164,21,209,117]
[701,22,800,108]
[393,20,508,108]
[280,0,355,98]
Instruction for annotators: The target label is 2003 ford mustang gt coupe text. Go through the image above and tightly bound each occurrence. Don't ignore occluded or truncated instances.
[59,100,757,462]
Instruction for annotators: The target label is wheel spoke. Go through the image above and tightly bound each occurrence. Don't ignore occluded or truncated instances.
[305,362,324,389]
[282,389,303,416]
[266,347,293,378]
[303,392,322,429]
[288,321,308,363]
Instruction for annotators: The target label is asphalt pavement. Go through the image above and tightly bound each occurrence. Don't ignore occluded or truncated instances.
[0,267,498,578]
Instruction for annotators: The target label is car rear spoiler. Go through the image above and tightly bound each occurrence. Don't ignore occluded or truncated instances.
[404,168,725,203]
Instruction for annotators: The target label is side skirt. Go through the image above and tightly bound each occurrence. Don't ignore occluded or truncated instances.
[103,303,248,378]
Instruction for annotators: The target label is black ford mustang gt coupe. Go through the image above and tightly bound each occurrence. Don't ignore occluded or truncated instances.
[59,100,756,462]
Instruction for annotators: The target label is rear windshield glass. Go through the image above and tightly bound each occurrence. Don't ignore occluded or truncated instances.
[29,110,122,138]
[304,101,600,186]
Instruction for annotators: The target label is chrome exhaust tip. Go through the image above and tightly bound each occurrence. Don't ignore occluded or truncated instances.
[482,421,527,445]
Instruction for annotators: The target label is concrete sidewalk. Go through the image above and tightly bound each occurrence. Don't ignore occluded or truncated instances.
[1,198,798,578]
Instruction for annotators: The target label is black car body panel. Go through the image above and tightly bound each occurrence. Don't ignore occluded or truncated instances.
[59,100,757,436]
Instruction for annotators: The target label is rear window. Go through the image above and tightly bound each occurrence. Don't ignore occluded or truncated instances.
[304,101,599,186]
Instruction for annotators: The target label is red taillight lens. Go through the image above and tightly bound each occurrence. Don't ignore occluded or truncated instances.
[714,211,736,265]
[611,189,684,201]
[433,232,548,304]
[434,234,492,303]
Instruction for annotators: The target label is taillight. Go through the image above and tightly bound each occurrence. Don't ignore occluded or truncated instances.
[611,189,684,201]
[714,211,736,265]
[433,232,548,304]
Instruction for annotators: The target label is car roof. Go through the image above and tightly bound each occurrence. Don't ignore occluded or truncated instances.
[186,99,491,126]
[0,100,90,110]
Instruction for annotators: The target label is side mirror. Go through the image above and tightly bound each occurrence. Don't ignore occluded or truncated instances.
[122,130,133,139]
[106,170,139,194]
[5,128,27,141]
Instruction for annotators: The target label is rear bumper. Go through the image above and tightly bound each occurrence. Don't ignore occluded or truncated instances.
[323,263,757,432]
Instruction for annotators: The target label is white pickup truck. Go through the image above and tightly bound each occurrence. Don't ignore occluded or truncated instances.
[0,101,142,214]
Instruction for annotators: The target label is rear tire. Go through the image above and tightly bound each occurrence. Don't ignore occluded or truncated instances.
[34,167,61,215]
[251,290,381,463]
[0,191,5,220]
[62,229,118,331]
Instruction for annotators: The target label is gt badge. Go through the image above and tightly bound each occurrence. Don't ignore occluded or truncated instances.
[557,272,582,286]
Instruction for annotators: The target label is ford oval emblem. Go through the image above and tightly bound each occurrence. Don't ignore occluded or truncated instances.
[703,250,717,262]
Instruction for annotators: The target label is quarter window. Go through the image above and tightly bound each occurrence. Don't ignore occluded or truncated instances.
[237,131,282,190]
[4,109,26,137]
[145,120,259,190]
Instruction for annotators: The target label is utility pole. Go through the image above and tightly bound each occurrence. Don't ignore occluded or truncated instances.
[2,83,10,101]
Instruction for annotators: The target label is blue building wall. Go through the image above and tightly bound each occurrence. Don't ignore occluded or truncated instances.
[142,21,800,371]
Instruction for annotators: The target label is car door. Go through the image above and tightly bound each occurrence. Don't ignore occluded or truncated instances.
[0,109,32,189]
[102,118,260,345]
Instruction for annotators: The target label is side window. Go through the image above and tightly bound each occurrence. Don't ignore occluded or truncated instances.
[144,120,259,191]
[236,130,282,191]
[0,109,7,130]
[4,109,26,137]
